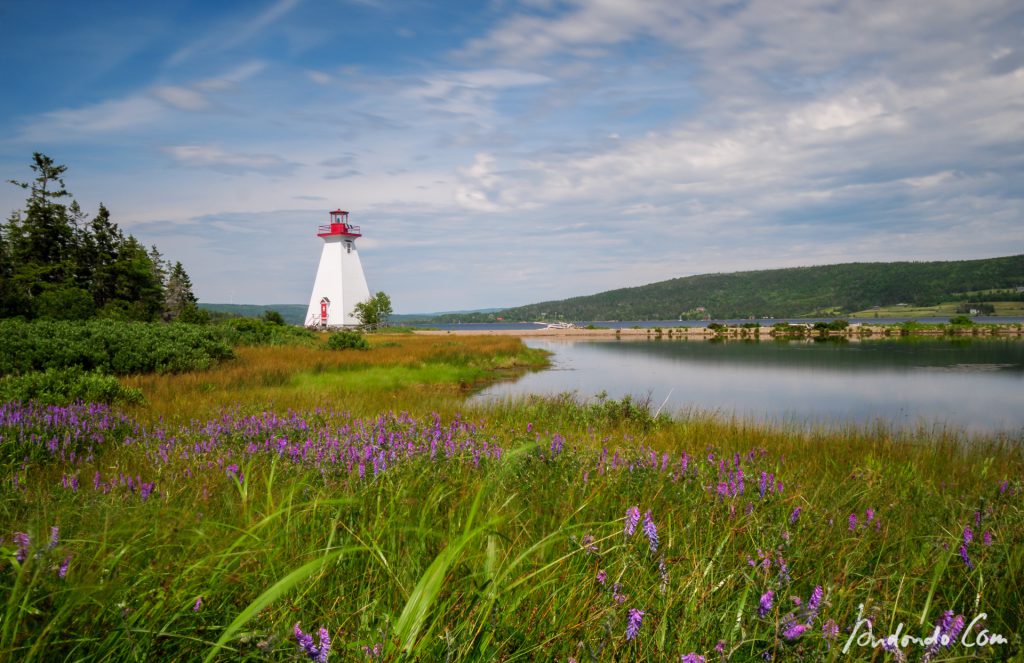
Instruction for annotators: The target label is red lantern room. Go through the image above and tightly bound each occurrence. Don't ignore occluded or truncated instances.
[317,209,362,238]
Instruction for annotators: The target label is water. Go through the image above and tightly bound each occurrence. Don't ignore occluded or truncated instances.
[474,337,1024,434]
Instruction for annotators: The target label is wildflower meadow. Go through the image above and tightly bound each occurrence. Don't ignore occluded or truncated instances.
[0,333,1021,661]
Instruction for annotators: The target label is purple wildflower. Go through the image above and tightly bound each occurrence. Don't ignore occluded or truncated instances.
[13,532,29,563]
[361,643,382,659]
[947,614,966,643]
[807,585,823,616]
[865,508,875,524]
[822,619,839,640]
[758,590,774,618]
[848,513,857,531]
[58,555,71,578]
[681,655,706,663]
[642,511,659,553]
[48,526,59,550]
[625,608,645,641]
[624,506,640,537]
[612,582,626,604]
[193,597,203,612]
[983,530,992,546]
[581,534,597,554]
[596,569,607,585]
[958,544,973,569]
[782,622,809,640]
[715,640,726,654]
[880,638,907,662]
[962,526,973,546]
[789,507,801,524]
[294,622,330,663]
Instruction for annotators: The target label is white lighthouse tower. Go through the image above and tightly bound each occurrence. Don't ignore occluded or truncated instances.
[305,209,371,328]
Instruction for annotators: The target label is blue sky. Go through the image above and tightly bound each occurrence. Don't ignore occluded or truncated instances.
[1,0,1022,312]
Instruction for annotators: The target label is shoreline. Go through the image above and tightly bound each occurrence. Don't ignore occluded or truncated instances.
[412,323,1024,339]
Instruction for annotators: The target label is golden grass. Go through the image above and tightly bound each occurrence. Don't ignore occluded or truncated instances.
[122,333,543,424]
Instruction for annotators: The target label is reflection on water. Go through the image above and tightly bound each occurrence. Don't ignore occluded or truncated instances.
[473,338,1024,433]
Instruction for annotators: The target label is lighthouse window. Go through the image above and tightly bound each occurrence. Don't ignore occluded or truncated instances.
[345,242,352,253]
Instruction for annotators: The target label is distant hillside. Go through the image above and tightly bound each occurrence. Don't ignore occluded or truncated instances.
[450,255,1024,322]
[199,304,308,325]
[197,304,465,326]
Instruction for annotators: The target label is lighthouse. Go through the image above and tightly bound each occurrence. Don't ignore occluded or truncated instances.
[305,209,371,328]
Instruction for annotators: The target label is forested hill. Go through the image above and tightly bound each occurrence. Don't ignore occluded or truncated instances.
[463,255,1024,322]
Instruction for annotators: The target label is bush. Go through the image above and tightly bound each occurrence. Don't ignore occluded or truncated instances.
[949,315,974,326]
[216,318,315,347]
[326,330,369,350]
[828,319,849,330]
[0,319,234,376]
[262,310,286,325]
[0,367,144,405]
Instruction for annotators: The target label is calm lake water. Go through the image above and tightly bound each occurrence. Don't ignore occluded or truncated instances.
[474,338,1024,434]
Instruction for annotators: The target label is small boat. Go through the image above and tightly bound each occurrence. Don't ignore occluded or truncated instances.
[544,322,578,330]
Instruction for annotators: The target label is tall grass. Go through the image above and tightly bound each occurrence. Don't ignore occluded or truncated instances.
[0,336,1021,661]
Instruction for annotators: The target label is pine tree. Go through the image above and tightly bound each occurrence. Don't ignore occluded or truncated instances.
[164,261,200,322]
[7,153,75,288]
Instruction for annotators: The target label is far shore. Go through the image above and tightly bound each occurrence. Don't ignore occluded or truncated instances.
[412,322,1024,339]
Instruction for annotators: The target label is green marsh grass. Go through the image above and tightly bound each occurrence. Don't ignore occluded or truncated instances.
[1,334,1022,661]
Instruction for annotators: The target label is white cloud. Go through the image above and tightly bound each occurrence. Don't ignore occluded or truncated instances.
[163,145,300,175]
[306,70,333,85]
[152,86,210,111]
[197,61,267,90]
[168,0,303,65]
[18,95,166,140]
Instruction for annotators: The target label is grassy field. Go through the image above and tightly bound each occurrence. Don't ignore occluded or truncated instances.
[1,333,1022,661]
[849,301,1024,318]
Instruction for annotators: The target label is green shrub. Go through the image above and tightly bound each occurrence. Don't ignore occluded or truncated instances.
[949,315,974,325]
[326,330,369,350]
[828,319,849,330]
[216,318,315,346]
[0,319,234,376]
[0,367,143,405]
[262,310,286,325]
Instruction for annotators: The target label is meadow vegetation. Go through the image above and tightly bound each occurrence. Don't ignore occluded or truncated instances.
[0,331,1022,662]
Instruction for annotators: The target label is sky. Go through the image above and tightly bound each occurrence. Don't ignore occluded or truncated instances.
[1,0,1022,313]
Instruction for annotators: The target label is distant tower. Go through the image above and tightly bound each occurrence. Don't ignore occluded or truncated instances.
[305,209,371,328]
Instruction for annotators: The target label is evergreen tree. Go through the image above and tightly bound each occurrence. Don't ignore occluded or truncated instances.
[87,205,126,310]
[1,153,194,322]
[164,261,200,322]
[6,153,75,290]
[0,217,30,317]
[148,245,169,291]
[105,236,164,321]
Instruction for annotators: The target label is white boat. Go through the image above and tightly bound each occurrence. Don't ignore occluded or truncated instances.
[544,322,577,330]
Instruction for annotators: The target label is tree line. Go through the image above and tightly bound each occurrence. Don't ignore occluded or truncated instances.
[438,255,1024,322]
[0,153,202,322]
